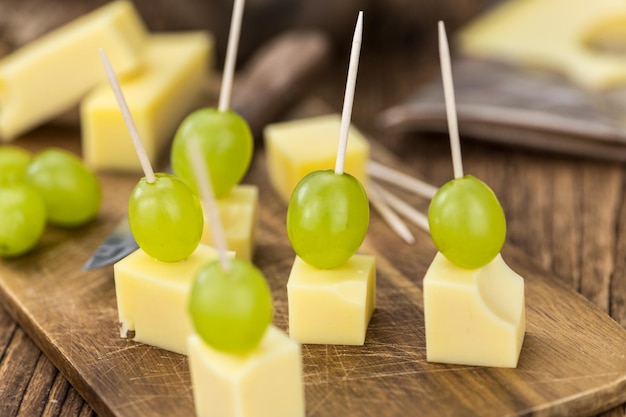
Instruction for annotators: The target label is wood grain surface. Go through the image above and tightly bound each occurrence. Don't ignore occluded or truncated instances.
[0,123,626,417]
[2,16,626,417]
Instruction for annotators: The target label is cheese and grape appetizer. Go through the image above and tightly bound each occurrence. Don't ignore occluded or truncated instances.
[169,0,257,261]
[286,12,376,346]
[169,0,252,200]
[171,108,258,261]
[101,49,219,354]
[185,113,304,417]
[187,257,304,417]
[422,22,525,368]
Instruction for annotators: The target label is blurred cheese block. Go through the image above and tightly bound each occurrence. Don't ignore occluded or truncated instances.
[82,31,212,172]
[201,185,258,261]
[187,326,305,417]
[287,254,375,345]
[0,0,147,141]
[459,0,626,90]
[423,252,525,368]
[114,243,231,355]
[263,114,370,203]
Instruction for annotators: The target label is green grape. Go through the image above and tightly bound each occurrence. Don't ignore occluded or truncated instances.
[428,175,506,269]
[287,170,369,269]
[0,146,32,185]
[25,148,102,227]
[129,173,203,262]
[0,184,46,257]
[188,258,273,354]
[171,108,253,198]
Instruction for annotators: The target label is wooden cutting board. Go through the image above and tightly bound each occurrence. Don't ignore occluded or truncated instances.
[0,128,626,417]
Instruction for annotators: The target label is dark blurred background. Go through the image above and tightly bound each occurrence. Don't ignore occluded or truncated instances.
[0,0,497,63]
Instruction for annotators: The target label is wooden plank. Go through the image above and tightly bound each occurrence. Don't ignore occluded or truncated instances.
[0,129,625,417]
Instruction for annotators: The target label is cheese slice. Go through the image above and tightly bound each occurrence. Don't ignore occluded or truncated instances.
[82,31,212,172]
[263,114,370,202]
[187,326,305,417]
[287,254,376,345]
[0,0,147,140]
[423,252,525,368]
[459,0,626,90]
[114,243,231,355]
[201,184,258,261]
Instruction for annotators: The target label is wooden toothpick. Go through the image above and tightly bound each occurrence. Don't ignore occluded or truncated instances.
[368,182,415,244]
[367,161,438,199]
[187,139,231,272]
[99,48,155,183]
[371,180,430,233]
[218,0,246,113]
[335,11,363,175]
[438,21,464,179]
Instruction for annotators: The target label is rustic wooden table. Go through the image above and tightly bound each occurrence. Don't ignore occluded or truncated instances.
[1,20,626,417]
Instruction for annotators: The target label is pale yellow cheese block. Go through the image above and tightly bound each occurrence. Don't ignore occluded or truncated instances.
[187,326,305,417]
[201,185,258,261]
[263,114,370,203]
[82,31,213,172]
[287,254,375,345]
[0,0,148,141]
[113,243,231,355]
[459,0,626,90]
[423,252,526,368]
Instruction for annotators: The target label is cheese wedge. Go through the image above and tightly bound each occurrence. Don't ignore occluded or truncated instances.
[459,0,626,90]
[114,243,232,355]
[423,252,525,368]
[82,31,212,172]
[187,326,305,417]
[201,184,258,261]
[0,0,147,140]
[287,254,376,345]
[263,114,370,202]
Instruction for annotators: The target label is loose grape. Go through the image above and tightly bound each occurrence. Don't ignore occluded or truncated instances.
[129,173,203,262]
[287,170,369,269]
[0,146,32,185]
[428,175,506,269]
[188,258,273,354]
[171,108,253,198]
[25,148,102,227]
[0,184,46,257]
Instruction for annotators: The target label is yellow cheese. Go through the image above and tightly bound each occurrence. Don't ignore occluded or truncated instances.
[459,0,626,90]
[201,185,258,261]
[187,326,305,417]
[114,243,231,355]
[263,114,370,202]
[287,254,375,345]
[0,1,147,141]
[82,32,212,172]
[423,252,525,368]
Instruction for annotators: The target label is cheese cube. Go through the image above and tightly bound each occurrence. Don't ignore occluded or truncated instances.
[201,185,258,261]
[287,254,376,345]
[82,32,213,172]
[187,326,305,417]
[263,114,370,202]
[423,252,526,368]
[0,0,147,141]
[459,0,626,90]
[114,243,229,355]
